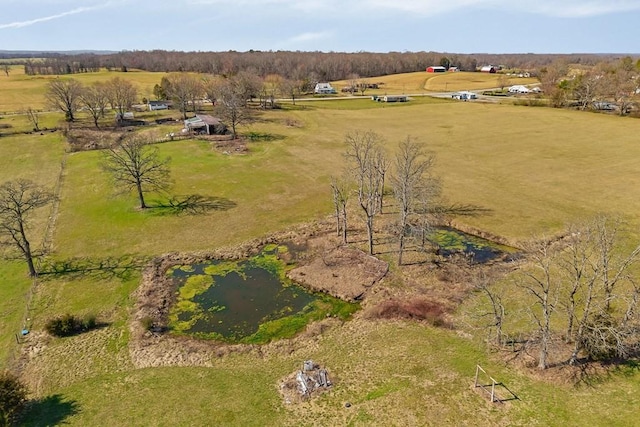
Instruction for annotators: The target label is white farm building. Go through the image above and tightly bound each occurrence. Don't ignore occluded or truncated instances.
[314,83,336,94]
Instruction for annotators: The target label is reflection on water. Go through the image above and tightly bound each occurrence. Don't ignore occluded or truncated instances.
[431,227,516,263]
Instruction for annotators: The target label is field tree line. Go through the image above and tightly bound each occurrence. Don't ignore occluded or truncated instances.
[39,56,640,136]
[12,50,628,81]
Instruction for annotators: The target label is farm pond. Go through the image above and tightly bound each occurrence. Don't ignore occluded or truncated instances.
[165,230,513,344]
[166,244,358,344]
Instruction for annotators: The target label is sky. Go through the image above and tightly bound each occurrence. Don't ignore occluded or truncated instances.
[1,0,640,54]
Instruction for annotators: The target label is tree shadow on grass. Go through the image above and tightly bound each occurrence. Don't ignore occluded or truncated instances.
[149,194,237,216]
[244,131,285,142]
[21,394,80,427]
[39,255,147,281]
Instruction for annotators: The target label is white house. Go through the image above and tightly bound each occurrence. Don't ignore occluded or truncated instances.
[314,83,336,94]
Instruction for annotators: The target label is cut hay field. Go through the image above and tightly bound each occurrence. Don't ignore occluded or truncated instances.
[0,67,166,113]
[2,86,640,425]
[332,71,538,94]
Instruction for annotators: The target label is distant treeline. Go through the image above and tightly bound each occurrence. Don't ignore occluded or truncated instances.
[8,50,628,80]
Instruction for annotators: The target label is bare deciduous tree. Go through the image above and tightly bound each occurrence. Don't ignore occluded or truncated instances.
[603,61,638,116]
[374,150,388,213]
[25,107,40,132]
[497,73,510,91]
[0,179,53,277]
[345,131,386,255]
[518,239,559,369]
[538,60,570,107]
[391,137,435,265]
[278,78,302,105]
[473,270,506,346]
[232,71,263,106]
[105,77,137,120]
[80,82,109,128]
[202,74,223,108]
[213,78,253,139]
[358,78,371,96]
[162,73,203,120]
[330,176,350,244]
[260,74,280,109]
[45,78,83,121]
[102,136,171,209]
[571,70,602,111]
[1,64,10,77]
[512,216,640,367]
[592,216,640,312]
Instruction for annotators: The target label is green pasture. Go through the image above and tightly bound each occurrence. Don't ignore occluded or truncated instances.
[0,262,33,363]
[0,131,66,361]
[18,321,640,426]
[2,90,640,425]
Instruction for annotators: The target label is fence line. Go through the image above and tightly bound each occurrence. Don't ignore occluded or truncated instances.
[5,154,68,371]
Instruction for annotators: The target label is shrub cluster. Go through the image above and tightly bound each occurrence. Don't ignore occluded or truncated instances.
[45,314,97,337]
[366,298,449,327]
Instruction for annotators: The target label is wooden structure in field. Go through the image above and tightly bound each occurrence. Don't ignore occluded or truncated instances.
[473,365,518,403]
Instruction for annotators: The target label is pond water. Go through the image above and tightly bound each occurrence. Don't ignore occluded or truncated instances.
[430,227,517,263]
[167,246,357,343]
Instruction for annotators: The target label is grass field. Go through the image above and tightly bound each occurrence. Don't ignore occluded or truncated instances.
[0,67,166,113]
[2,69,640,425]
[332,71,539,94]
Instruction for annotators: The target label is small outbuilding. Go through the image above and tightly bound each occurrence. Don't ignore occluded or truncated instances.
[448,66,459,72]
[148,100,170,111]
[452,91,477,100]
[426,66,447,73]
[379,95,408,102]
[480,65,497,73]
[508,85,530,94]
[184,114,226,135]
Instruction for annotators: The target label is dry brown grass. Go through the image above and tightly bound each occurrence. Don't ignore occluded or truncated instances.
[365,298,450,326]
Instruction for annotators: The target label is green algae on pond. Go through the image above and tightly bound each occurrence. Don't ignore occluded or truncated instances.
[168,246,358,344]
[431,227,517,263]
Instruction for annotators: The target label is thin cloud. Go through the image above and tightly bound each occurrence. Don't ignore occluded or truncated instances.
[288,31,333,43]
[363,0,640,17]
[186,0,640,17]
[0,5,103,30]
[527,1,640,17]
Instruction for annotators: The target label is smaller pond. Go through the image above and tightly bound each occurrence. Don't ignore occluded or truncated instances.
[167,245,358,343]
[430,227,517,263]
